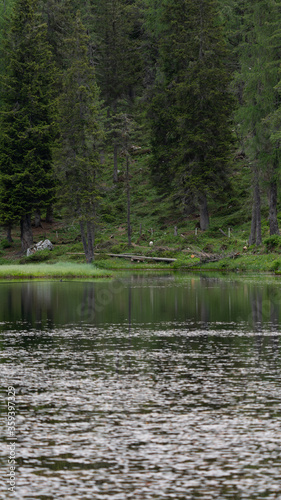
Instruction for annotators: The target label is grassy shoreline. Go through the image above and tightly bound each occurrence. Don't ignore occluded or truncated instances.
[0,262,113,280]
[0,254,280,280]
[174,254,281,273]
[94,252,281,274]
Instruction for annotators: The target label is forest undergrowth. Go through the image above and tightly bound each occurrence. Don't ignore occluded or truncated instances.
[1,150,281,274]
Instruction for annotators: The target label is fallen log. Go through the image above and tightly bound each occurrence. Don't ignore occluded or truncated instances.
[66,252,176,263]
[107,253,176,263]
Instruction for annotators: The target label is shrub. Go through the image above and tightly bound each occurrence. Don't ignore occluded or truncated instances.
[0,238,12,249]
[24,249,52,263]
[110,243,129,254]
[264,235,281,252]
[102,213,116,223]
[172,255,200,269]
[269,260,281,271]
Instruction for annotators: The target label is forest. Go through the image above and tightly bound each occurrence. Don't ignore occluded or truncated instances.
[0,0,281,263]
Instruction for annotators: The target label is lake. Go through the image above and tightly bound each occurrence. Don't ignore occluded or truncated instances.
[1,273,281,499]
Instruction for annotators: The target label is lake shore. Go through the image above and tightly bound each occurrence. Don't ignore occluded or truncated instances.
[95,252,281,273]
[1,253,281,280]
[1,220,281,276]
[0,262,113,280]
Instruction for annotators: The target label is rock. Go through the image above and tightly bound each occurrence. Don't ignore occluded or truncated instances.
[27,239,53,256]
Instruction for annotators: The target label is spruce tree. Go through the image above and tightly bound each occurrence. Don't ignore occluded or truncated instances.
[148,0,234,230]
[0,1,16,48]
[0,0,56,251]
[89,0,143,183]
[39,0,75,69]
[37,0,76,222]
[55,12,104,263]
[235,0,281,243]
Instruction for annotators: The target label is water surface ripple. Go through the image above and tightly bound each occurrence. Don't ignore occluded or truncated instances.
[1,276,281,499]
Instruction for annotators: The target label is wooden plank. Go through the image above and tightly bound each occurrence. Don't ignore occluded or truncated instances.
[107,253,176,263]
[66,252,177,263]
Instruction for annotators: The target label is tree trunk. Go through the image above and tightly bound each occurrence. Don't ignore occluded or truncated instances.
[249,171,262,246]
[199,192,209,231]
[6,224,13,243]
[268,180,279,236]
[249,194,257,245]
[126,156,131,247]
[80,221,94,263]
[87,221,94,263]
[21,214,33,252]
[80,221,88,261]
[256,183,262,245]
[46,204,53,223]
[113,142,118,183]
[34,209,42,228]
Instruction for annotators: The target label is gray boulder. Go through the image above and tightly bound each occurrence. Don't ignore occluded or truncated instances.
[27,239,53,257]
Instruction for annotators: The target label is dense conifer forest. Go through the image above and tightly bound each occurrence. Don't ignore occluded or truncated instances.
[1,0,281,263]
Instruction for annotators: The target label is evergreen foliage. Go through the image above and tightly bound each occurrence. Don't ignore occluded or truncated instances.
[1,0,281,250]
[148,0,234,230]
[234,0,281,242]
[39,0,75,69]
[0,0,56,250]
[88,0,144,182]
[54,12,104,263]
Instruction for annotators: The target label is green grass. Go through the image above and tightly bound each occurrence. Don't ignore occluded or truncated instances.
[95,257,173,270]
[0,262,113,279]
[193,253,281,273]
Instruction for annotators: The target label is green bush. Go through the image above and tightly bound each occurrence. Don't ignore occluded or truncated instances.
[110,243,129,254]
[24,249,52,263]
[102,213,116,223]
[172,254,200,269]
[0,238,12,249]
[269,260,281,271]
[264,235,281,252]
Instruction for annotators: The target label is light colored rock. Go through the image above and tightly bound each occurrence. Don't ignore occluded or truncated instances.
[27,239,53,256]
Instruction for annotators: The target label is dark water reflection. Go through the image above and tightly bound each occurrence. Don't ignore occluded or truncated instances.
[1,274,281,499]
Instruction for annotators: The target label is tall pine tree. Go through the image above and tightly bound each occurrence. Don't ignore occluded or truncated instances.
[149,0,234,230]
[0,0,56,250]
[54,12,104,263]
[234,0,281,243]
[89,0,143,183]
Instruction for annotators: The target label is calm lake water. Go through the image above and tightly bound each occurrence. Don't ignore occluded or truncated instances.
[1,273,281,499]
